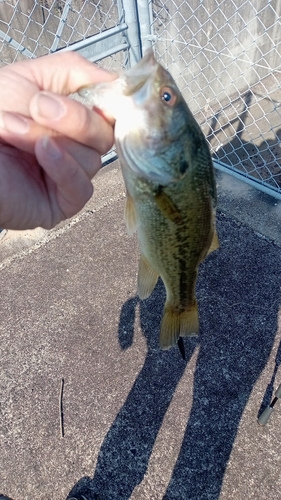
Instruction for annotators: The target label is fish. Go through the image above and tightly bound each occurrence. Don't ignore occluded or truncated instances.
[79,49,219,350]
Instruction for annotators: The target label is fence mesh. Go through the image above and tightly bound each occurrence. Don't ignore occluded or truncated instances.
[152,0,281,196]
[0,0,127,71]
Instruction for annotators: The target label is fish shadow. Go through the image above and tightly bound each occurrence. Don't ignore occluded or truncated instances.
[76,280,197,499]
[66,213,281,500]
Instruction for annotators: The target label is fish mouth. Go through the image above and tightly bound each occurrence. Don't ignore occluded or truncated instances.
[123,49,158,96]
[78,49,158,117]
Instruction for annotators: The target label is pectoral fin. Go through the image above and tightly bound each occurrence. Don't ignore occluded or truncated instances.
[137,254,159,299]
[124,193,137,235]
[155,188,182,224]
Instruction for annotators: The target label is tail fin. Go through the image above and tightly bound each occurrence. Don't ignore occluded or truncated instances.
[159,302,199,349]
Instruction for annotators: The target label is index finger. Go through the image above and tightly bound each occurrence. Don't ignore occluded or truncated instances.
[12,51,117,95]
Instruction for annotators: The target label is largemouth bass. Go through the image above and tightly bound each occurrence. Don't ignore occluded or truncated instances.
[79,49,219,350]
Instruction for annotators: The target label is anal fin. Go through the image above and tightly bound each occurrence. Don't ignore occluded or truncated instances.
[207,228,219,255]
[137,254,159,299]
[160,302,199,349]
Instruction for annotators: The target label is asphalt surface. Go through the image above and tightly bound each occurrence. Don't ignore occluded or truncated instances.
[1,161,281,500]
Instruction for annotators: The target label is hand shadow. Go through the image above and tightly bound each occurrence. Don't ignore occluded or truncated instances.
[66,213,280,500]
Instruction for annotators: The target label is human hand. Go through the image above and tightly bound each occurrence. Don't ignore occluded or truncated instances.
[0,51,116,230]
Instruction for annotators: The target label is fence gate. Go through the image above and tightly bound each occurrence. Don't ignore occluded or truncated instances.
[0,0,139,67]
[0,1,281,199]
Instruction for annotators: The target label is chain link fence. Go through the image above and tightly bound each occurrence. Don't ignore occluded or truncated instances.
[152,0,281,198]
[0,0,129,70]
[0,0,281,198]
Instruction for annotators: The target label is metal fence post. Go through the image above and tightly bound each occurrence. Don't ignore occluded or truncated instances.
[137,0,155,54]
[122,0,142,66]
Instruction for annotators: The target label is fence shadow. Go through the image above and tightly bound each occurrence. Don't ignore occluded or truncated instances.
[66,212,281,500]
[207,90,281,192]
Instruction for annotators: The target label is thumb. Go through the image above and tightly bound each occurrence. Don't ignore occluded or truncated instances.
[30,91,114,154]
[35,135,96,226]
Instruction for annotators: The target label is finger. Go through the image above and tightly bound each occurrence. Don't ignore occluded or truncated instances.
[0,111,54,153]
[0,52,117,118]
[52,135,103,180]
[35,136,98,227]
[0,102,114,155]
[30,91,115,153]
[7,51,117,95]
[33,51,117,94]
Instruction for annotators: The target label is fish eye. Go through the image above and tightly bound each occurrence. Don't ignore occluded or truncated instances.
[160,86,177,106]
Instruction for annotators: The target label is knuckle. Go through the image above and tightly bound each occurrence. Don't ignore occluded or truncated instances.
[75,103,92,136]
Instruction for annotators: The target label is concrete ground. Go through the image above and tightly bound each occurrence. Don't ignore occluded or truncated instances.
[1,160,281,500]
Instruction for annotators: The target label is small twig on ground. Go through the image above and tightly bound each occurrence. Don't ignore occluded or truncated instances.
[59,377,65,438]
